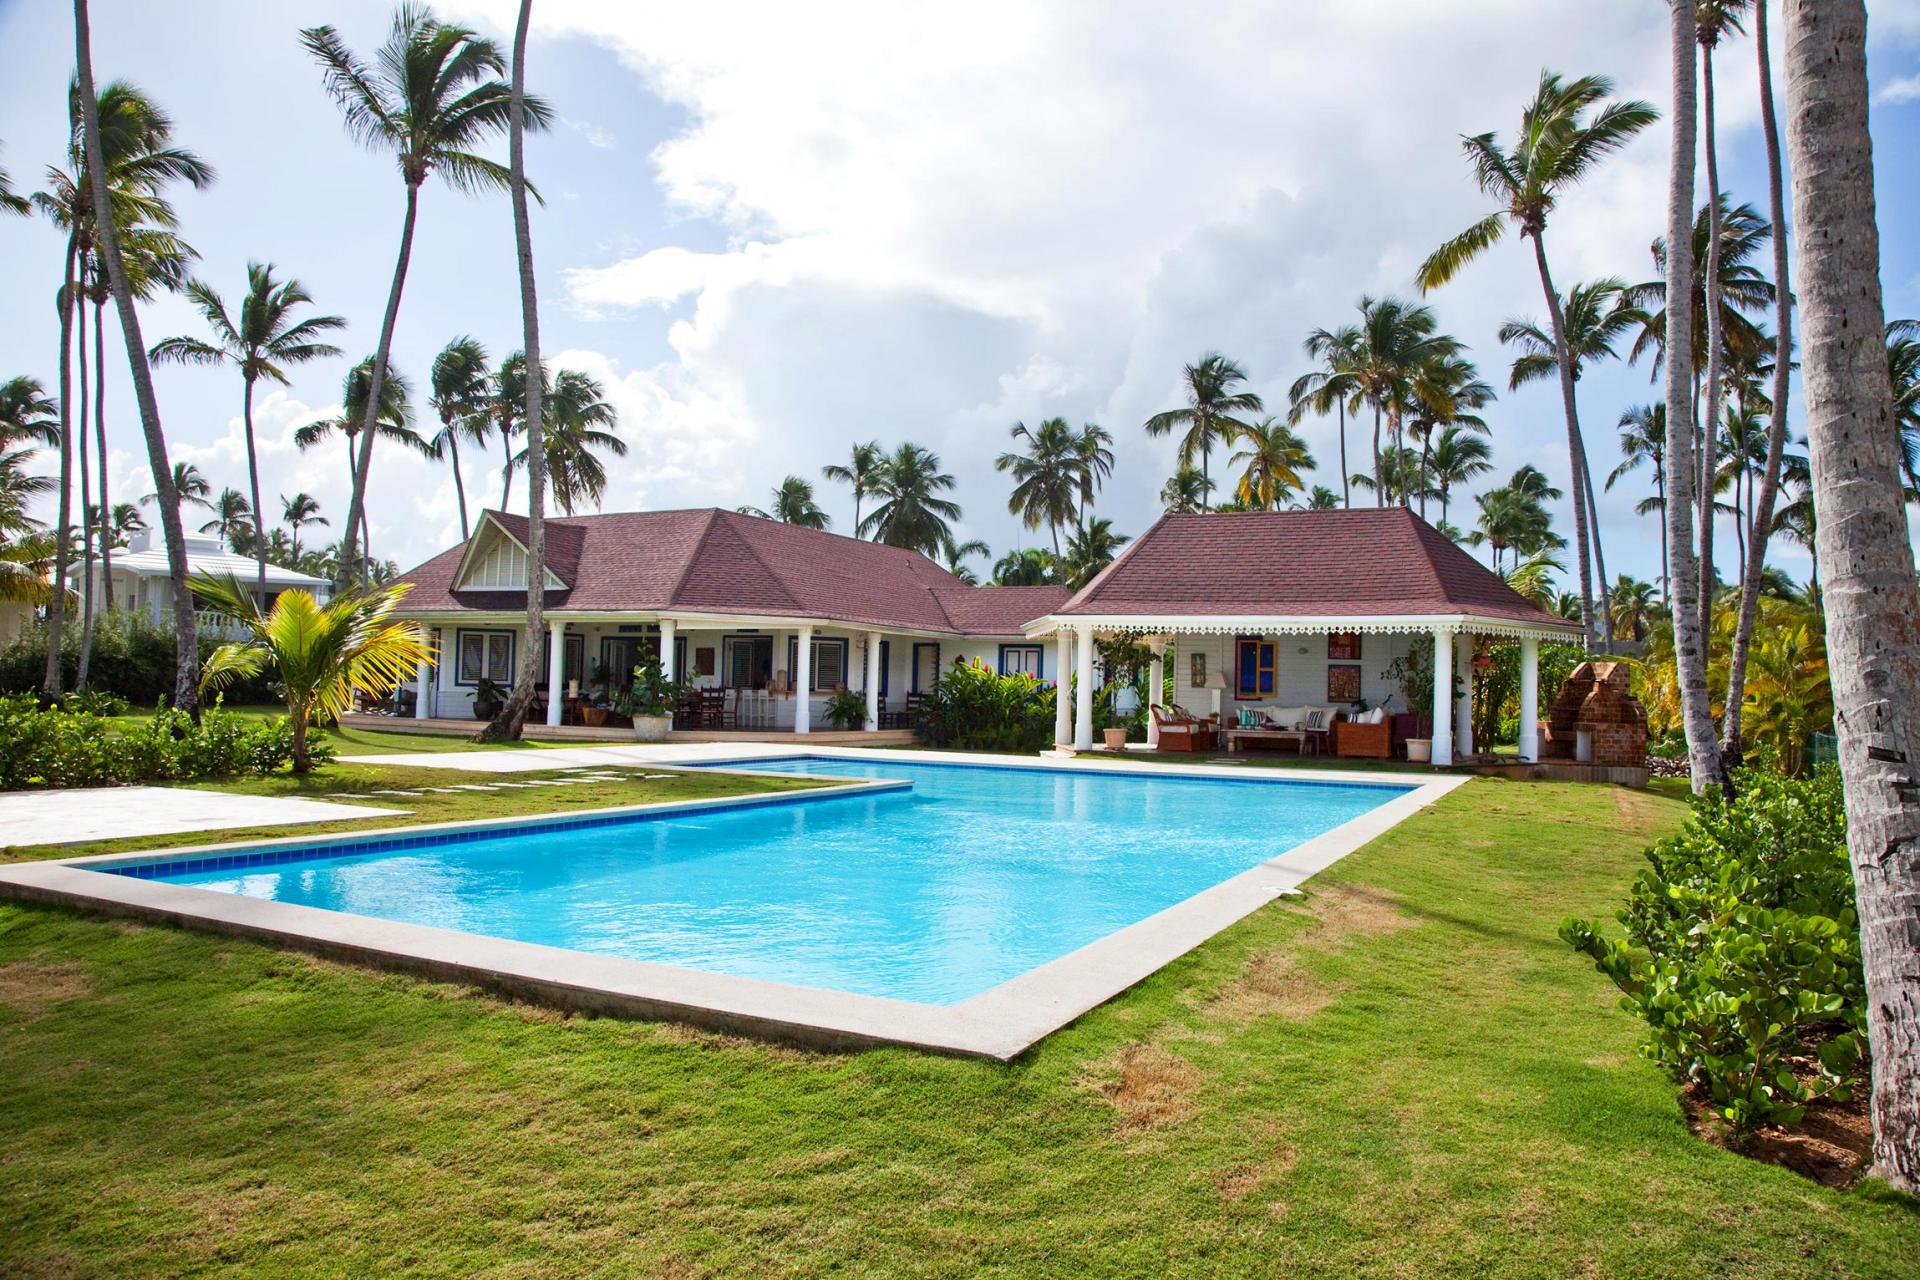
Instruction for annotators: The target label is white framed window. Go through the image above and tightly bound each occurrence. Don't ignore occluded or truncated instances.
[456,629,515,686]
[999,644,1044,678]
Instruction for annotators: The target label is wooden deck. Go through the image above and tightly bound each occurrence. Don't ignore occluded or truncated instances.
[339,713,916,747]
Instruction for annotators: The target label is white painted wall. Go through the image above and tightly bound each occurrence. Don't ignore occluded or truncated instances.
[1166,631,1420,720]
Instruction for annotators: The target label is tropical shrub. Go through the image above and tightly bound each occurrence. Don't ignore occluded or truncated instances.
[914,659,1056,752]
[0,695,325,790]
[824,686,869,731]
[0,613,280,706]
[1560,764,1865,1136]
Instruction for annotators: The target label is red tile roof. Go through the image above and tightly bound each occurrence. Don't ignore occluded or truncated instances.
[395,508,1071,636]
[1054,509,1580,631]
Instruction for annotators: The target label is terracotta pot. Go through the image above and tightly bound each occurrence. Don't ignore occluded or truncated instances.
[1102,727,1129,751]
[580,705,609,727]
[1405,738,1432,764]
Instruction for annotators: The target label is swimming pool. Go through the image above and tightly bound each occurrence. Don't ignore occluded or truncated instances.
[101,757,1412,1006]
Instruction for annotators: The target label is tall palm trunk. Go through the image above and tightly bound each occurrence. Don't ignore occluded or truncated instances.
[485,0,547,742]
[1663,0,1725,795]
[336,182,420,592]
[93,295,113,612]
[1655,458,1669,610]
[1199,413,1212,512]
[1782,0,1920,1193]
[242,374,268,604]
[1370,400,1383,507]
[1529,228,1597,647]
[1575,430,1616,647]
[73,0,197,711]
[1698,38,1727,656]
[1723,0,1796,761]
[43,244,78,697]
[499,417,515,511]
[1337,399,1349,508]
[447,429,471,541]
[75,284,95,690]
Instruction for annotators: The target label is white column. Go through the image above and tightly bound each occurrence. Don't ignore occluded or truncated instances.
[545,619,566,727]
[1430,627,1454,767]
[1518,637,1540,762]
[1073,624,1095,751]
[1146,640,1165,748]
[660,617,677,684]
[1454,631,1475,759]
[414,645,432,719]
[864,631,882,730]
[1054,628,1072,746]
[793,624,814,734]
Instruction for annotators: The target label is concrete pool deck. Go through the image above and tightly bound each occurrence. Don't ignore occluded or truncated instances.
[0,786,407,848]
[0,748,1466,1059]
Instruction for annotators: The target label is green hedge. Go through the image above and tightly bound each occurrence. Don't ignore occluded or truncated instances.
[914,660,1058,753]
[1560,764,1865,1135]
[0,614,279,706]
[0,695,327,790]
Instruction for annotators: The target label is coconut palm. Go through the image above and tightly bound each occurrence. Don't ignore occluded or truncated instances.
[1339,298,1462,507]
[192,571,432,773]
[0,449,54,536]
[1425,425,1493,529]
[940,534,989,584]
[199,488,252,551]
[425,336,491,540]
[1289,323,1364,508]
[743,476,830,529]
[1293,485,1341,511]
[1403,353,1495,521]
[0,143,29,216]
[295,357,424,567]
[1349,446,1434,511]
[821,440,883,535]
[996,417,1080,558]
[1143,353,1263,510]
[100,500,144,551]
[1229,417,1314,510]
[1072,422,1114,520]
[140,461,210,513]
[1061,518,1130,591]
[0,377,58,447]
[1418,70,1657,647]
[1159,466,1211,515]
[1780,0,1920,1186]
[514,368,623,515]
[1608,576,1659,642]
[150,262,345,600]
[1889,320,1920,497]
[281,492,327,561]
[992,546,1056,586]
[859,443,960,556]
[1609,404,1670,604]
[301,3,549,587]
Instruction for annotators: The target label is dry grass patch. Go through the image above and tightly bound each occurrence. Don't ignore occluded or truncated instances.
[1206,883,1410,1023]
[1088,1043,1204,1135]
[0,956,92,1017]
[1216,1143,1299,1203]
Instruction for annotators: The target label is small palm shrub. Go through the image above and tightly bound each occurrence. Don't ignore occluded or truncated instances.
[914,659,1056,752]
[1560,763,1865,1136]
[824,687,868,731]
[0,695,323,790]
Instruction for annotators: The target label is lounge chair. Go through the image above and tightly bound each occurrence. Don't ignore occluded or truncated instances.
[1152,704,1218,753]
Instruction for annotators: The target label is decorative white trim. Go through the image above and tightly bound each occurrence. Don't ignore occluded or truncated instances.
[1022,612,1578,643]
[450,512,567,593]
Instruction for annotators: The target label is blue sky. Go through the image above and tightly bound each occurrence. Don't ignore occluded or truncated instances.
[2,0,1917,587]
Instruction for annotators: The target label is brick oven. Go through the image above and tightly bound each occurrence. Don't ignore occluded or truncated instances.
[1543,661,1647,768]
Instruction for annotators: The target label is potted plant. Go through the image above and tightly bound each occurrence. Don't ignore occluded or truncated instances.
[471,676,506,721]
[825,687,868,731]
[580,659,613,726]
[1382,649,1434,761]
[613,654,684,742]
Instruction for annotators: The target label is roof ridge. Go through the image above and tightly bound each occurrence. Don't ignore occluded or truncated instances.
[662,508,723,608]
[1059,510,1168,611]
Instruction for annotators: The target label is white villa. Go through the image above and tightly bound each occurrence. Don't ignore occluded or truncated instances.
[390,506,1578,763]
[82,531,332,637]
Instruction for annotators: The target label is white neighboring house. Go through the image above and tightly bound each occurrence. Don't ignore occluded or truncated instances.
[85,531,333,639]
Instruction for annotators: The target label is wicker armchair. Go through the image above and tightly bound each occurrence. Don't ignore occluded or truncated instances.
[1332,717,1391,759]
[1152,705,1219,753]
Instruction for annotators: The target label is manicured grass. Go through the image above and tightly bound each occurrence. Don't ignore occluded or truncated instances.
[1,777,1914,1276]
[107,703,574,756]
[2,760,822,863]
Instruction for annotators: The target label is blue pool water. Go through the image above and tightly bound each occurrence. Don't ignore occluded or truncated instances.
[120,758,1409,1005]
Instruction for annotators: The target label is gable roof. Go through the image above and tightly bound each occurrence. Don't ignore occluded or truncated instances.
[1052,509,1579,632]
[395,508,1071,636]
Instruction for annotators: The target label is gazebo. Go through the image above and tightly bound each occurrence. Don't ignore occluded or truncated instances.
[1024,509,1584,762]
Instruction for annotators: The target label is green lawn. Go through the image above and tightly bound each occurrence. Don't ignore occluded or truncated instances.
[1,776,1914,1276]
[109,703,577,756]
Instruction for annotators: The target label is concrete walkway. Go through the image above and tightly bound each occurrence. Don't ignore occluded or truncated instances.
[336,742,810,773]
[0,787,406,848]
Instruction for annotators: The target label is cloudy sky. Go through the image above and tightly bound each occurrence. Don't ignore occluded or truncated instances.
[2,0,1918,587]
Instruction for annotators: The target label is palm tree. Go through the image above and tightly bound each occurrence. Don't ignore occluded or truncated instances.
[996,417,1080,558]
[821,440,883,534]
[281,492,326,561]
[1143,353,1263,510]
[1425,425,1493,528]
[0,377,58,447]
[1404,352,1495,521]
[515,368,623,515]
[1610,404,1670,605]
[150,262,345,600]
[991,546,1056,586]
[101,500,144,551]
[193,572,432,773]
[302,3,548,588]
[859,443,960,556]
[1290,323,1364,508]
[1340,297,1461,507]
[1419,70,1657,647]
[199,488,252,551]
[0,447,55,536]
[294,358,423,567]
[141,461,210,513]
[1887,320,1919,496]
[940,534,989,584]
[1780,0,1920,1192]
[1072,422,1114,520]
[1349,445,1435,511]
[1660,0,1725,792]
[487,351,535,510]
[1061,518,1130,591]
[1470,467,1564,572]
[1292,485,1341,511]
[1159,466,1211,515]
[425,336,491,541]
[743,476,830,529]
[1608,576,1659,642]
[1229,417,1314,509]
[0,144,29,216]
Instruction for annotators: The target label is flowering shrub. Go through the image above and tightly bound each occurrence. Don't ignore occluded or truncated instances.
[913,659,1057,752]
[0,695,325,790]
[1560,764,1865,1135]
